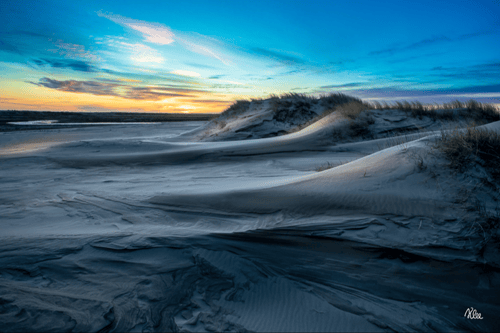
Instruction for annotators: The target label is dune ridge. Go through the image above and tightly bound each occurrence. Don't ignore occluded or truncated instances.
[1,96,499,332]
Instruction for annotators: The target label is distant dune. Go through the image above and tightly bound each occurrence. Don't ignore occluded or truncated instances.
[1,94,499,332]
[0,110,217,131]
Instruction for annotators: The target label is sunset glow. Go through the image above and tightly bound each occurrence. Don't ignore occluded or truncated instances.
[1,0,499,113]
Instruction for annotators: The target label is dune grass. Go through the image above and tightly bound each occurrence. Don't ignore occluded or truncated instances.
[220,94,499,125]
[314,160,351,172]
[218,100,252,119]
[218,92,363,122]
[369,99,500,123]
[434,124,500,241]
[336,100,368,119]
[435,124,500,178]
[269,92,317,103]
[333,101,375,139]
[319,92,363,108]
[216,94,500,149]
[376,130,431,152]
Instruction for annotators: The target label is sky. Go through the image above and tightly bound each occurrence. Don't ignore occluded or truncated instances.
[1,0,499,113]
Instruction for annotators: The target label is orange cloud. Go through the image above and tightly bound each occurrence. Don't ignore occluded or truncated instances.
[1,77,237,113]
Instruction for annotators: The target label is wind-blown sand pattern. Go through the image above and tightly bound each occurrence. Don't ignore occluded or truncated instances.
[1,104,499,332]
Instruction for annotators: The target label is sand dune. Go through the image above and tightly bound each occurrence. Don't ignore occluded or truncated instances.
[1,105,499,332]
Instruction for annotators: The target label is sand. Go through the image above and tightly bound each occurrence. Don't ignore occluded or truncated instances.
[0,107,499,332]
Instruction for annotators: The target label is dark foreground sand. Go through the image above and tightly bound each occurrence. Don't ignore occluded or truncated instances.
[0,113,499,331]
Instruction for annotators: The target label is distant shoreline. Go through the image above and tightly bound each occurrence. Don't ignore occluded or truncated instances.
[0,110,217,131]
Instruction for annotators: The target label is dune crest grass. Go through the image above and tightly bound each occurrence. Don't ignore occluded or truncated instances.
[369,99,500,122]
[435,124,500,242]
[218,92,363,122]
[435,124,500,178]
[337,101,368,119]
[218,100,252,119]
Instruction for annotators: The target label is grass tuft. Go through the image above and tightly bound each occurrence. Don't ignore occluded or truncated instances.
[337,101,369,120]
[460,100,500,123]
[336,101,375,138]
[218,100,251,119]
[368,99,499,123]
[435,125,500,179]
[314,160,350,172]
[319,92,362,108]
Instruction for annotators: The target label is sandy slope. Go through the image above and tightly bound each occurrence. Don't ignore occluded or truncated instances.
[1,110,499,332]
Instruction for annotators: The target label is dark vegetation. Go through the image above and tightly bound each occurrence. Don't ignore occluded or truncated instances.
[314,160,351,172]
[0,110,217,131]
[328,101,375,140]
[285,94,365,134]
[218,92,361,122]
[436,125,500,180]
[369,99,500,123]
[271,98,315,123]
[217,93,500,244]
[219,94,500,126]
[218,100,252,119]
[435,125,500,243]
[217,94,500,149]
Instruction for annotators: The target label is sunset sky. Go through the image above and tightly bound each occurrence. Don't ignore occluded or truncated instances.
[1,0,499,113]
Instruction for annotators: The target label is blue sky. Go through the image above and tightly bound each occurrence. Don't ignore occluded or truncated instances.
[1,0,499,112]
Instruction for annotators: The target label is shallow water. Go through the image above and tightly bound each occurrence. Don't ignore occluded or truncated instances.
[0,121,498,332]
[8,120,160,125]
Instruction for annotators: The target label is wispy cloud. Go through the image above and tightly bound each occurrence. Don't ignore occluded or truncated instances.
[0,30,51,55]
[189,99,232,105]
[320,82,364,89]
[170,70,201,77]
[100,68,202,85]
[99,12,232,66]
[127,24,174,45]
[29,77,205,100]
[32,58,97,72]
[250,47,305,65]
[369,31,493,57]
[97,12,174,45]
[95,77,142,83]
[126,87,193,100]
[335,83,500,104]
[0,39,21,54]
[30,78,119,96]
[177,36,232,66]
[117,41,164,63]
[430,62,500,80]
[48,39,100,61]
[8,30,50,38]
[369,36,451,56]
[184,62,218,69]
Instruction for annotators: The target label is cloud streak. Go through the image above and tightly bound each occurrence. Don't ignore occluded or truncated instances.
[98,12,175,45]
[0,39,22,54]
[32,58,97,72]
[431,62,500,80]
[250,47,305,65]
[29,77,206,100]
[99,12,231,65]
[369,36,451,56]
[49,39,100,61]
[335,83,500,104]
[127,24,175,45]
[369,31,493,57]
[170,70,201,77]
[320,82,364,89]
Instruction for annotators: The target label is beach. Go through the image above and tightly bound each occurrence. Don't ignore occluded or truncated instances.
[1,100,499,331]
